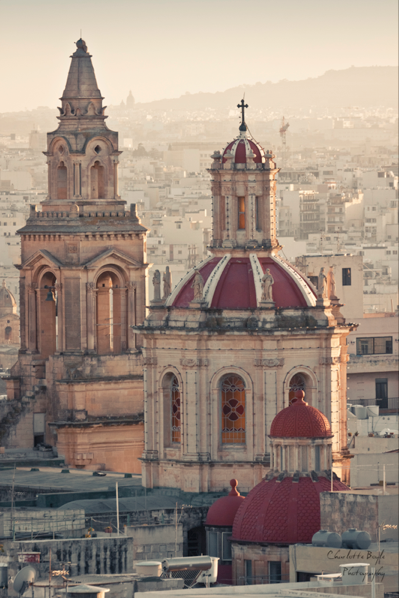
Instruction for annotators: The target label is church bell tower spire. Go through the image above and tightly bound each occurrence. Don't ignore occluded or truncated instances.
[44,39,121,208]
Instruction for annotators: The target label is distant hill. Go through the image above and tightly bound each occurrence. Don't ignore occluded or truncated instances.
[135,67,398,111]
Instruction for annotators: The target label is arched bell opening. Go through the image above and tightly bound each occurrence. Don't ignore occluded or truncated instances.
[96,271,122,355]
[289,373,306,405]
[57,161,67,199]
[284,368,318,409]
[91,160,105,199]
[39,272,58,359]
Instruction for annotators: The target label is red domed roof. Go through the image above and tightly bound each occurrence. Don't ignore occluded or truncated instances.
[205,479,245,527]
[222,137,265,164]
[166,255,316,310]
[270,392,332,438]
[232,475,348,544]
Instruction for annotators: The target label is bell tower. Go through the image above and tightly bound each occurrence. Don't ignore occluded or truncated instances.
[46,38,122,207]
[6,40,148,474]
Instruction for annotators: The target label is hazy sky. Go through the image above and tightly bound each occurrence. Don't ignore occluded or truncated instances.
[0,0,397,113]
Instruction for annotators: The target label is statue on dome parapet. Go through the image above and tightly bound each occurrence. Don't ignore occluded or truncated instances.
[152,270,161,302]
[163,266,172,300]
[318,267,328,299]
[190,269,204,303]
[261,268,274,303]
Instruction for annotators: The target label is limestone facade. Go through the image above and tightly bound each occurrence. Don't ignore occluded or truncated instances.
[0,280,20,370]
[5,40,148,471]
[139,113,354,492]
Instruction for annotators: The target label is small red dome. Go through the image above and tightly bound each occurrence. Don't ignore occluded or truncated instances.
[222,137,264,164]
[232,475,348,544]
[270,394,332,439]
[205,479,245,527]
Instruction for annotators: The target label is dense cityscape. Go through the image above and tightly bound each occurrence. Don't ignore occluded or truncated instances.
[0,2,397,597]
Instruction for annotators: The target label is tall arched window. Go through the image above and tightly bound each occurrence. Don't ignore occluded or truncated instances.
[289,373,305,405]
[91,161,105,199]
[57,162,67,199]
[171,375,181,443]
[96,271,122,355]
[221,375,246,444]
[40,272,57,359]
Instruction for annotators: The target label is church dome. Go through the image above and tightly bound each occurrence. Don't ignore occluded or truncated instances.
[0,280,17,315]
[231,474,348,544]
[166,254,316,309]
[270,391,332,439]
[222,137,265,164]
[205,479,245,527]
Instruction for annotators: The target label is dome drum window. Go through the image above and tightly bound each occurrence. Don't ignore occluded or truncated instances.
[221,375,246,445]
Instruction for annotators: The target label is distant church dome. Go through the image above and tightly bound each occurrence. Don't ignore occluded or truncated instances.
[166,255,316,310]
[270,391,333,438]
[0,280,17,316]
[205,479,245,527]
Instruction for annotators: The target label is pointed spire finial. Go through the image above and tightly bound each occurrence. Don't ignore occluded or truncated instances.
[237,98,248,133]
[75,38,88,53]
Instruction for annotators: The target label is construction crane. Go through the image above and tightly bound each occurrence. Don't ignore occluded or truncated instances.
[279,116,290,147]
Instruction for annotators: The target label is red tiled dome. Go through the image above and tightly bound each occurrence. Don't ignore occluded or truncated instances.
[232,475,348,544]
[222,137,264,164]
[205,479,245,527]
[166,255,316,309]
[270,392,332,438]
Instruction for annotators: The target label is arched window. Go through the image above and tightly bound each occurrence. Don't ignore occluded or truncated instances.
[171,375,181,443]
[96,271,122,355]
[5,326,12,341]
[221,375,245,444]
[57,162,67,199]
[39,272,57,359]
[162,372,181,447]
[91,161,105,199]
[238,197,246,230]
[289,373,305,405]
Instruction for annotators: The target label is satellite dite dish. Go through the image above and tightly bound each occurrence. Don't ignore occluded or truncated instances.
[13,566,36,596]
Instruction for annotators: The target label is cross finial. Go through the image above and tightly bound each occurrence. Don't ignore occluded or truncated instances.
[237,99,248,132]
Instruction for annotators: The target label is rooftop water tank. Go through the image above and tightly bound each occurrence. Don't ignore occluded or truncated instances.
[367,405,379,417]
[342,528,371,550]
[135,561,162,578]
[312,530,342,548]
[353,405,368,420]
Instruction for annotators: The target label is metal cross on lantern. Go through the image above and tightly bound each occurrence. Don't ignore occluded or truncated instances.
[237,99,248,128]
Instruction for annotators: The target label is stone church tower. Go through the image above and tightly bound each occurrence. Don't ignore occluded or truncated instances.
[6,40,148,472]
[140,103,354,493]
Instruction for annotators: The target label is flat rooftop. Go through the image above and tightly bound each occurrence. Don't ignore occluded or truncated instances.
[0,466,142,493]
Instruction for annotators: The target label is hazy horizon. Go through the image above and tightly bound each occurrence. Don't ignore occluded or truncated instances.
[0,0,398,113]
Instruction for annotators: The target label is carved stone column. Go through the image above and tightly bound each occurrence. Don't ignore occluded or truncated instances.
[54,282,63,352]
[86,282,96,352]
[27,282,37,352]
[127,281,136,350]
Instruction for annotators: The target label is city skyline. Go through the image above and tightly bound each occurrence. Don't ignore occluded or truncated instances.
[0,0,397,112]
